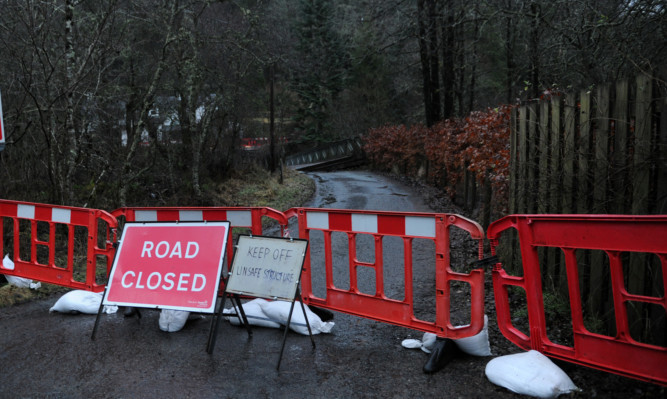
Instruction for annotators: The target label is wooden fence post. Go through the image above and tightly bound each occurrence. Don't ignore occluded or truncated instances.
[549,96,562,214]
[613,79,630,213]
[518,106,528,213]
[659,91,667,214]
[590,84,611,320]
[505,108,519,272]
[509,108,518,215]
[547,96,562,289]
[563,93,576,214]
[578,90,592,213]
[538,100,550,214]
[631,74,653,215]
[577,89,592,309]
[628,74,653,342]
[527,103,538,213]
[593,85,611,213]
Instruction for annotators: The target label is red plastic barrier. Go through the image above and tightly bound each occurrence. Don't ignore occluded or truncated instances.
[0,200,117,292]
[288,208,486,339]
[487,214,667,386]
[111,206,288,272]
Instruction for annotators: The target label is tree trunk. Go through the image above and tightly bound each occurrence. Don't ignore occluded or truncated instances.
[269,63,276,173]
[63,0,76,204]
[505,11,516,104]
[119,2,179,206]
[427,0,441,123]
[468,6,479,114]
[529,1,541,99]
[441,0,455,119]
[417,0,440,126]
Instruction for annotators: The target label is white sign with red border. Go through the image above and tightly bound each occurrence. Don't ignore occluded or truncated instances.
[103,221,230,313]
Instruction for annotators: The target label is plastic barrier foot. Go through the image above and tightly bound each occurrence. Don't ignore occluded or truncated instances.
[308,305,335,322]
[123,307,139,318]
[423,338,460,374]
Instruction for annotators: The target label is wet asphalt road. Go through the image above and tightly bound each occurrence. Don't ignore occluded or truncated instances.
[1,170,663,398]
[306,170,433,212]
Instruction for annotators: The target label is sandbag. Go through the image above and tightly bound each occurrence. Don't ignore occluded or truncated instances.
[2,255,41,289]
[49,290,118,314]
[454,314,492,356]
[485,350,579,398]
[159,309,190,332]
[421,332,436,353]
[259,300,334,335]
[223,298,281,329]
[399,332,438,354]
[401,338,423,349]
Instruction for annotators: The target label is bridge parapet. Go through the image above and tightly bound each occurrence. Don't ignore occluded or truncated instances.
[285,137,364,169]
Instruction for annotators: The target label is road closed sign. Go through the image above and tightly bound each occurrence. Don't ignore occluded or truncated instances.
[104,221,230,313]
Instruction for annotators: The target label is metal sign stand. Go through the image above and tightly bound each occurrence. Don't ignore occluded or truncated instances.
[208,234,311,370]
[206,283,252,354]
[206,269,314,371]
[276,286,315,370]
[91,286,108,341]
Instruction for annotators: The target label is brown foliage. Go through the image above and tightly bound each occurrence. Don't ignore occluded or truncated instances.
[363,105,512,211]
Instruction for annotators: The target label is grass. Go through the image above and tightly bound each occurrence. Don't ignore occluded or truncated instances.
[0,166,316,308]
[215,165,315,211]
[0,281,68,307]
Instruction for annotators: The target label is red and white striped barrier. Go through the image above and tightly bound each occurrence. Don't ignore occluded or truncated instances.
[0,200,116,292]
[288,207,486,340]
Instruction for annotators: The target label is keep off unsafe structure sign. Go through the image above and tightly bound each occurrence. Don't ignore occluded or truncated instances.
[225,235,308,301]
[104,221,230,313]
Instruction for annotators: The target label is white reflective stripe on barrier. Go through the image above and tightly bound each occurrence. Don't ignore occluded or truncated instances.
[305,210,436,238]
[135,210,157,221]
[52,208,72,224]
[226,210,252,227]
[405,216,436,238]
[306,212,330,229]
[16,204,72,224]
[179,210,203,221]
[133,209,253,227]
[17,204,35,219]
[352,214,377,233]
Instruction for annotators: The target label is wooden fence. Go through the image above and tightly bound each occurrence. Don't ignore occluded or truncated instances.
[504,74,666,346]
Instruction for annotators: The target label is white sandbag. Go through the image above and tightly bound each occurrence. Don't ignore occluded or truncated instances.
[454,314,492,356]
[401,333,437,353]
[159,309,191,332]
[223,298,281,329]
[2,254,15,270]
[421,332,437,353]
[401,338,423,349]
[259,300,334,335]
[485,350,579,398]
[49,290,118,314]
[2,255,41,289]
[401,332,437,353]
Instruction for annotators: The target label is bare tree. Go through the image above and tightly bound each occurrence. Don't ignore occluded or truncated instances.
[0,0,119,205]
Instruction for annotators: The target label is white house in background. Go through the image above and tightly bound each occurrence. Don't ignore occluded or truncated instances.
[120,95,212,147]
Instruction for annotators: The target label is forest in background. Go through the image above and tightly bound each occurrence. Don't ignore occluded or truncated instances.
[0,0,664,209]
